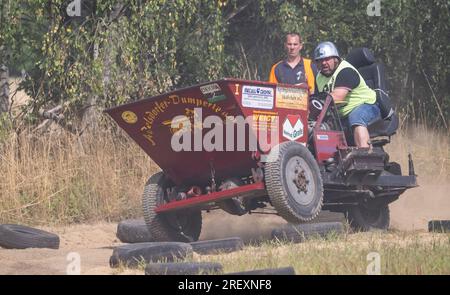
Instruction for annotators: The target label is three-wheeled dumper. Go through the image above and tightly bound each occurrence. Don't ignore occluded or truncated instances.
[105,48,417,242]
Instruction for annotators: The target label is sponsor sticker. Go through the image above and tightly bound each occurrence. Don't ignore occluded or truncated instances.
[200,83,226,103]
[242,85,274,110]
[200,83,221,95]
[317,134,329,141]
[252,110,278,131]
[207,94,226,103]
[276,86,308,110]
[121,111,138,124]
[282,114,304,141]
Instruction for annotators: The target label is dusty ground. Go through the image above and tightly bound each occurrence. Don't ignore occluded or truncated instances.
[0,212,292,275]
[1,185,449,275]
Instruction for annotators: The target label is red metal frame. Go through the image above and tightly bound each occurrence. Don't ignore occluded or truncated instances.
[155,182,266,213]
[313,95,348,163]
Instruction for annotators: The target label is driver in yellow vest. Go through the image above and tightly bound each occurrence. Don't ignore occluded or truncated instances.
[313,41,381,148]
[269,33,317,94]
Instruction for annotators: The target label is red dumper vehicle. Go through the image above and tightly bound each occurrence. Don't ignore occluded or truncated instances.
[105,48,417,242]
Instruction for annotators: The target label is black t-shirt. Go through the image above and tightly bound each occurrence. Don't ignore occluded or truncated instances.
[334,68,360,89]
[274,59,318,85]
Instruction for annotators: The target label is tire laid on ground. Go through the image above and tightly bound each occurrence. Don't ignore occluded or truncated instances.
[190,237,244,255]
[265,141,324,223]
[271,222,345,243]
[145,262,223,275]
[109,242,192,268]
[0,224,60,249]
[428,220,450,233]
[142,172,202,242]
[346,204,390,232]
[116,219,152,243]
[226,267,296,275]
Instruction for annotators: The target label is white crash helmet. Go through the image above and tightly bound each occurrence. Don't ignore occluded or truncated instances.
[314,41,340,61]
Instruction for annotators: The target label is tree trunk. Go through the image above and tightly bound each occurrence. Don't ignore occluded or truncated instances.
[0,65,9,113]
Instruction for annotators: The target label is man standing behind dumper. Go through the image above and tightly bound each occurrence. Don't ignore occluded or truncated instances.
[269,33,318,94]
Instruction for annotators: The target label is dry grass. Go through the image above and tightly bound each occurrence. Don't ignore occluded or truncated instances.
[191,231,450,275]
[0,115,449,226]
[385,118,450,184]
[0,125,159,225]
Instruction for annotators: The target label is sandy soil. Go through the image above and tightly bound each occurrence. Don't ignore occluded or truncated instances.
[2,189,448,276]
[0,211,340,275]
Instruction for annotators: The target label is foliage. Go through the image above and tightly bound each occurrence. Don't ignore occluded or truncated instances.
[1,0,449,128]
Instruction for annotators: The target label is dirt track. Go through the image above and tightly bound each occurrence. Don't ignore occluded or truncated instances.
[0,184,449,275]
[0,211,332,275]
[0,213,286,275]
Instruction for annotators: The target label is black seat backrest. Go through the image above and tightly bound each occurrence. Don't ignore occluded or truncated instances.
[345,48,397,137]
[358,63,387,92]
[346,48,376,69]
[346,47,386,93]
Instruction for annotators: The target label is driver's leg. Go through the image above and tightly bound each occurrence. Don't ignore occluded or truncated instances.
[353,126,370,148]
[347,103,381,148]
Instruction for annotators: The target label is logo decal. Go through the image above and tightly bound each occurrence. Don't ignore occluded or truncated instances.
[282,115,303,141]
[121,111,138,124]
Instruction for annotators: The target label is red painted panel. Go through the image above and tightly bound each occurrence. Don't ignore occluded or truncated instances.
[105,79,310,185]
[313,130,347,163]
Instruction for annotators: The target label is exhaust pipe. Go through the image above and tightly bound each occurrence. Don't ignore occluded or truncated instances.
[408,153,416,176]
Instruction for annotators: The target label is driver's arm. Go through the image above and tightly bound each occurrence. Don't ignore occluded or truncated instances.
[330,87,349,103]
[330,67,360,104]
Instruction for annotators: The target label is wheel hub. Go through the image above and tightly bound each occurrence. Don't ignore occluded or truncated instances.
[286,156,315,206]
[293,167,309,193]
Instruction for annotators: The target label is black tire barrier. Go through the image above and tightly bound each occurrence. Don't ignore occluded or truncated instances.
[190,237,244,255]
[271,222,345,243]
[428,220,450,233]
[145,262,223,275]
[116,219,152,243]
[226,266,296,275]
[0,224,60,249]
[109,242,193,268]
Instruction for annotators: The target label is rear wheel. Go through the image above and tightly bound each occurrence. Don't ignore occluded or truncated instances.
[142,172,202,242]
[265,141,323,223]
[346,204,390,231]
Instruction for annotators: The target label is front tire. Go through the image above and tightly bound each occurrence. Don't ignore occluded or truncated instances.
[265,141,324,223]
[142,172,202,242]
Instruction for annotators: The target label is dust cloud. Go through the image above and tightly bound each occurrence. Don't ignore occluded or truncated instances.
[200,210,346,243]
[390,183,450,230]
[200,182,450,237]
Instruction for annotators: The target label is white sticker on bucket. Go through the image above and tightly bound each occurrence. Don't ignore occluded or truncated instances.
[242,85,274,109]
[200,83,221,95]
[317,134,329,140]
